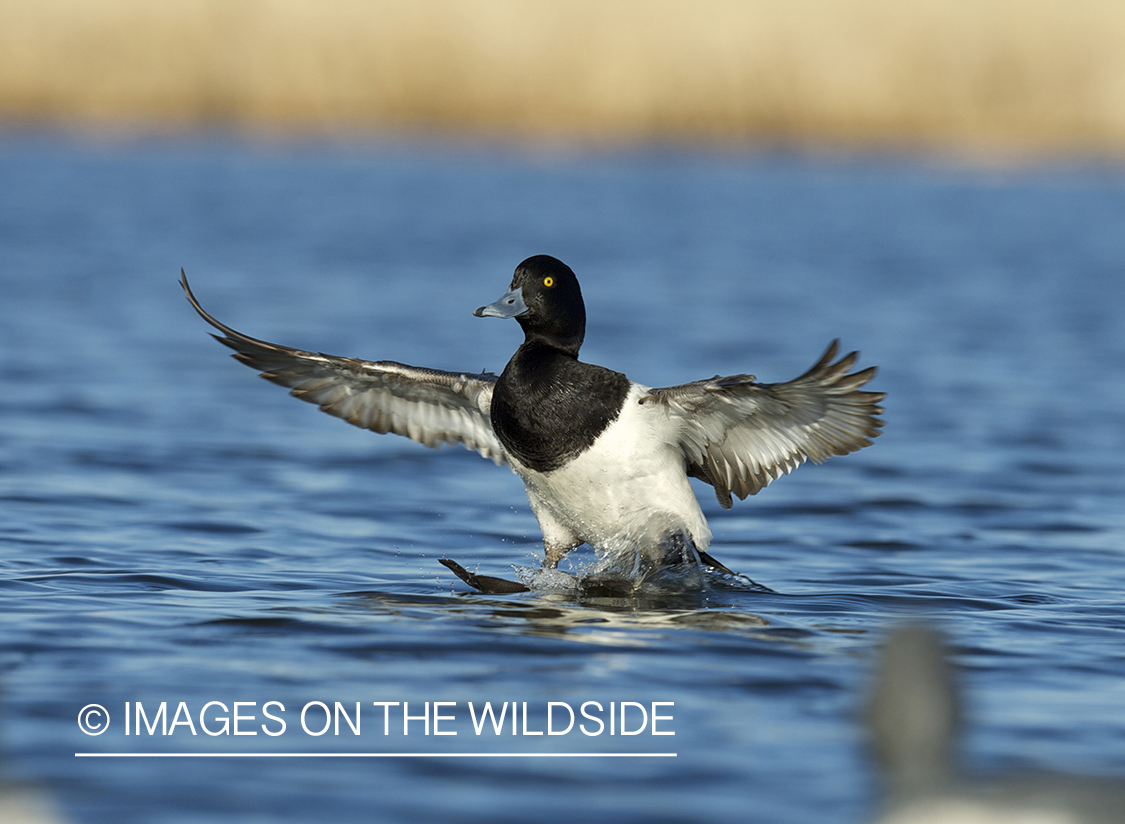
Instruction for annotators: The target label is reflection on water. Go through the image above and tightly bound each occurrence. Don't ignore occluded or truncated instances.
[346,589,771,648]
[1,136,1124,823]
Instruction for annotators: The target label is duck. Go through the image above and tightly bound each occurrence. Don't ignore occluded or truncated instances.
[181,254,884,593]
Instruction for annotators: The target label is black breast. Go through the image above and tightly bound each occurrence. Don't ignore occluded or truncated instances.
[490,343,631,473]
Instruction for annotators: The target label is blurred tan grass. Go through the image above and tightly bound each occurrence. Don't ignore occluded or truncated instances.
[2,0,1125,154]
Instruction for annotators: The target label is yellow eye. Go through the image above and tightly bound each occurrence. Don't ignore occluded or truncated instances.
[543,276,554,287]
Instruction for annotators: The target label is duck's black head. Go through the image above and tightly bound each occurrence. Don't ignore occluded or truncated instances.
[474,255,586,355]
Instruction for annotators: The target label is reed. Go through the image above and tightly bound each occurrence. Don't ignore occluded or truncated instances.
[2,0,1124,154]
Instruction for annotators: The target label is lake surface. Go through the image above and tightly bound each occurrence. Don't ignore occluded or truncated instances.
[2,134,1124,823]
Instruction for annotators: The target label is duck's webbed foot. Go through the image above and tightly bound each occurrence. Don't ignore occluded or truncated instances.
[635,534,749,590]
[696,549,736,576]
[692,547,773,592]
[439,559,529,593]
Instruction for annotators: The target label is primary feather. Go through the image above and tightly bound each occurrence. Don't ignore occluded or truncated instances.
[180,272,506,464]
[642,341,885,508]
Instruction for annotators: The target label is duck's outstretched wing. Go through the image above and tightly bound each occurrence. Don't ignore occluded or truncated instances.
[181,272,506,464]
[641,340,884,508]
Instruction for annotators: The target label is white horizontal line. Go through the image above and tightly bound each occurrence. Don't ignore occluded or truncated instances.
[76,752,677,758]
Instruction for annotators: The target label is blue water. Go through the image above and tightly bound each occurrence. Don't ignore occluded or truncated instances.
[2,135,1125,823]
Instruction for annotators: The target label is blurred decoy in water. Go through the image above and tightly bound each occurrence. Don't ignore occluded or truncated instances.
[182,255,883,593]
[0,790,67,824]
[0,708,69,824]
[867,626,1125,824]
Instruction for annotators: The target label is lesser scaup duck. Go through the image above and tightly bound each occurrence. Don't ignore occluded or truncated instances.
[182,255,883,593]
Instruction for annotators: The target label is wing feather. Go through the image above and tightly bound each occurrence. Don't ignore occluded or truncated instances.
[181,272,506,464]
[641,340,884,508]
